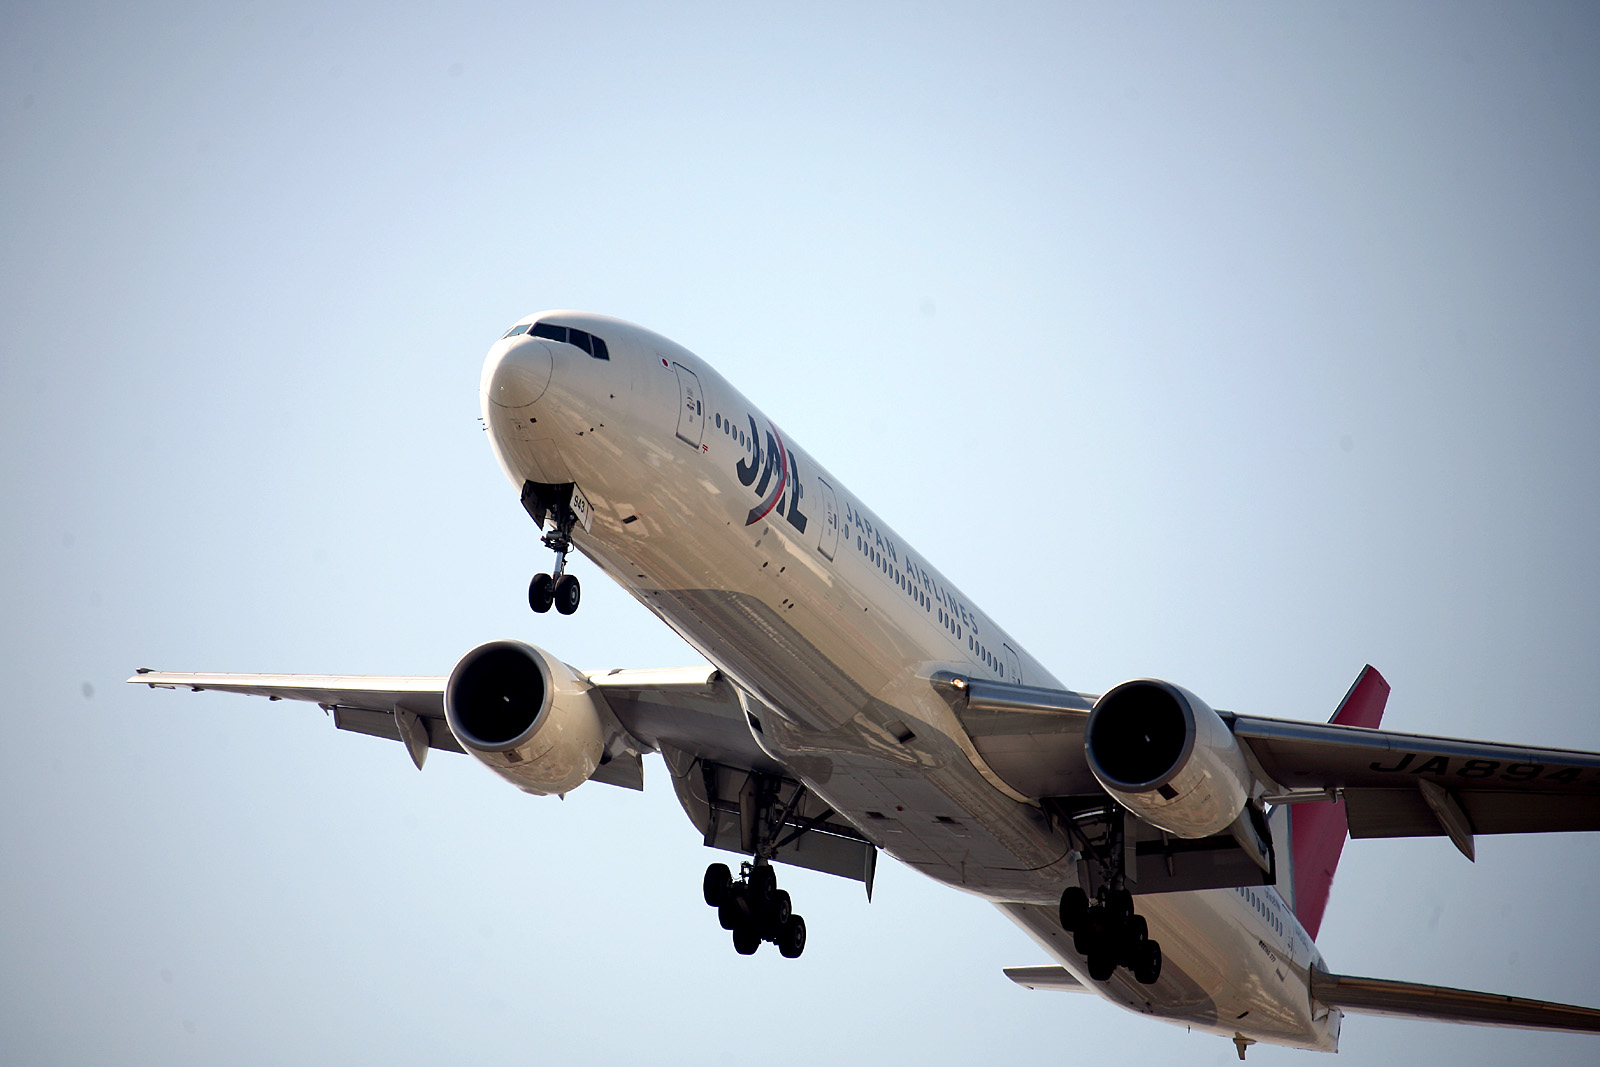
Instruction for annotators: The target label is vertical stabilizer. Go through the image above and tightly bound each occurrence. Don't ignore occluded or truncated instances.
[1289,665,1389,939]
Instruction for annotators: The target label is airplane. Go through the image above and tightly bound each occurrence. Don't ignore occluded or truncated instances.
[131,310,1600,1057]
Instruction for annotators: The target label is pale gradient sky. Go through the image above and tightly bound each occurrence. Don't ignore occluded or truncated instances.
[3,4,1598,1064]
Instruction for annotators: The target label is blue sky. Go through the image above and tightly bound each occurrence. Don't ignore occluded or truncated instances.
[3,4,1598,1063]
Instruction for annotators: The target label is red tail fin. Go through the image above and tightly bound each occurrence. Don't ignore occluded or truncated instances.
[1289,666,1389,940]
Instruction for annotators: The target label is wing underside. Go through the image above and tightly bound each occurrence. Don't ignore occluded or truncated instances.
[1310,968,1600,1034]
[939,671,1600,862]
[128,665,877,884]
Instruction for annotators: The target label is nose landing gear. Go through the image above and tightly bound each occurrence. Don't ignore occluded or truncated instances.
[527,543,580,615]
[522,482,582,615]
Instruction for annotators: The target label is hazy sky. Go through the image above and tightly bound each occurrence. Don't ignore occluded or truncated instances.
[4,4,1598,1064]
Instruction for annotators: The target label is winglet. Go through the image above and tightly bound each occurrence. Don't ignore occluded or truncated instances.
[1289,666,1390,939]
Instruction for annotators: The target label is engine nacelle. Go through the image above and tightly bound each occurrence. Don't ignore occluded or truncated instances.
[1084,679,1253,840]
[444,639,605,796]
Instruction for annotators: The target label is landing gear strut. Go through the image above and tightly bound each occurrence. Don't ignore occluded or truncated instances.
[523,484,581,615]
[1056,801,1162,985]
[703,860,806,958]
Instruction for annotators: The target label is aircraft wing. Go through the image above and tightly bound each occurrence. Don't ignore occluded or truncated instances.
[940,670,1600,858]
[1001,961,1600,1033]
[1231,709,1600,852]
[127,666,877,886]
[1309,968,1600,1034]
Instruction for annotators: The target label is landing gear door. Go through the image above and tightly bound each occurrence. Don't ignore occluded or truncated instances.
[816,478,840,561]
[672,362,705,449]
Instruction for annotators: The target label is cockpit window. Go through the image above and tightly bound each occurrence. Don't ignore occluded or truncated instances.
[501,323,531,339]
[531,321,610,361]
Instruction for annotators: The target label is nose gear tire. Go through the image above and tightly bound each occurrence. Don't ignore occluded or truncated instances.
[528,573,555,613]
[554,574,580,614]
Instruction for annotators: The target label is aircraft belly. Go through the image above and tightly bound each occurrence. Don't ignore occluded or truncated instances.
[644,585,1078,901]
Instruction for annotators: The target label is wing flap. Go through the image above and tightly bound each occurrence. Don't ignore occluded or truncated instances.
[1343,787,1600,839]
[1002,965,1089,993]
[330,706,465,755]
[1310,968,1600,1033]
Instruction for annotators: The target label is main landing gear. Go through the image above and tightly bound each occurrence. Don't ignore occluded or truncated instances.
[528,509,581,615]
[702,860,807,958]
[697,770,819,958]
[1054,799,1161,985]
[1059,885,1161,984]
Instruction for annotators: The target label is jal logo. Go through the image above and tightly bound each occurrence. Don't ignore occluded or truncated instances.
[735,415,808,533]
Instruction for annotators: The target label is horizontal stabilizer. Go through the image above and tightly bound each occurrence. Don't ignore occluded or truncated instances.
[1310,968,1600,1033]
[1003,965,1088,993]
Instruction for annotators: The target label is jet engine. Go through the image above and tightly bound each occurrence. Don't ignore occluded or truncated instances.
[444,639,605,796]
[1084,679,1253,839]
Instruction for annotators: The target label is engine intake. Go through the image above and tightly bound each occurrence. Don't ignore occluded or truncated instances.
[444,639,605,796]
[1085,679,1252,839]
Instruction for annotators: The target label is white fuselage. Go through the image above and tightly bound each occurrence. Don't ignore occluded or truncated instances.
[481,312,1341,1052]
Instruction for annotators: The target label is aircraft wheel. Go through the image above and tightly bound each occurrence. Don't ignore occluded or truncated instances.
[1106,888,1134,923]
[770,889,792,929]
[554,574,581,615]
[733,924,761,955]
[703,863,732,907]
[1133,940,1162,985]
[528,573,555,613]
[777,914,806,959]
[718,897,741,931]
[1059,886,1089,932]
[1074,908,1108,956]
[1087,950,1118,982]
[1120,916,1150,968]
[748,863,777,899]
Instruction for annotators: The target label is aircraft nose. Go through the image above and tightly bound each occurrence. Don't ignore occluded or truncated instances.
[481,337,554,409]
